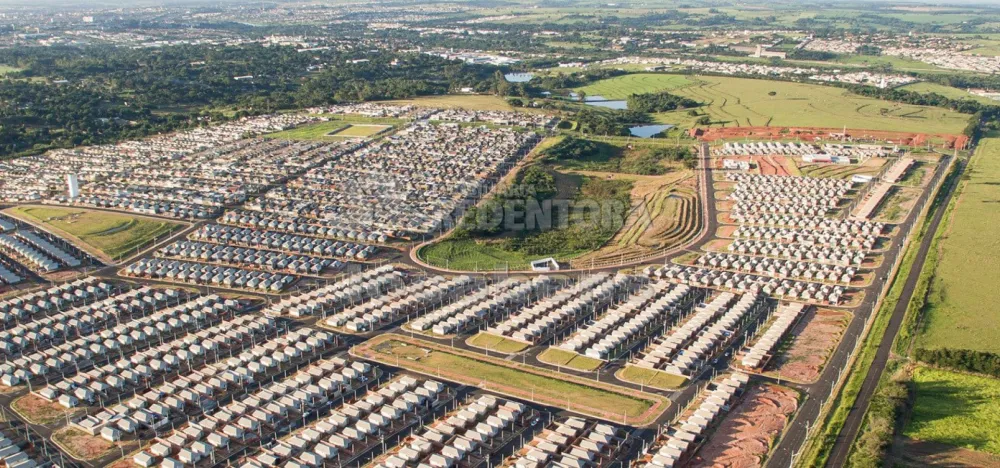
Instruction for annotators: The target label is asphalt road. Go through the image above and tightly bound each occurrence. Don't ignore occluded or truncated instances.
[766,154,955,468]
[822,157,965,467]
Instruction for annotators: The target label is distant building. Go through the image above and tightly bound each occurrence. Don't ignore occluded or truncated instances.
[67,174,80,199]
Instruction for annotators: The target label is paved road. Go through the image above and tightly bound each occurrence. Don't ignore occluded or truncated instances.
[766,154,955,468]
[822,157,964,467]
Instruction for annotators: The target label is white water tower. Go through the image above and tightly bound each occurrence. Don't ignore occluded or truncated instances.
[66,174,80,199]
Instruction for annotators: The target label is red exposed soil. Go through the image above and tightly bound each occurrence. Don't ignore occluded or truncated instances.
[693,126,968,150]
[691,385,799,468]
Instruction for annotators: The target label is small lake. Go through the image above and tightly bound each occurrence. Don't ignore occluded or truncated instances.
[629,124,675,138]
[584,95,629,110]
[504,72,534,83]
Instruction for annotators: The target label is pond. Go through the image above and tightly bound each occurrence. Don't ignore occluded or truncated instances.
[629,124,675,138]
[504,72,534,83]
[584,95,629,110]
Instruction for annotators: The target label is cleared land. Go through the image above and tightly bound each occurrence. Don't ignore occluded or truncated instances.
[691,384,799,467]
[12,394,83,426]
[917,137,1000,353]
[905,366,1000,455]
[7,206,183,260]
[617,365,687,390]
[354,334,669,425]
[52,427,119,461]
[576,74,970,134]
[765,308,851,384]
[537,347,604,371]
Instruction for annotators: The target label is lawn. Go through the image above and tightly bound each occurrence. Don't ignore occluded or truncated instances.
[329,124,391,137]
[917,137,1000,353]
[617,365,688,390]
[356,335,668,424]
[0,65,21,75]
[576,74,970,134]
[574,74,696,100]
[905,366,1000,455]
[537,347,604,371]
[466,332,531,354]
[7,206,183,260]
[900,82,1000,106]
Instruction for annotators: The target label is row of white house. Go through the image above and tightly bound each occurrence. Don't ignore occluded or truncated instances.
[727,238,867,267]
[407,276,553,336]
[190,224,378,261]
[729,212,885,237]
[637,373,750,468]
[697,252,858,286]
[124,258,295,293]
[264,265,403,317]
[221,208,390,244]
[0,277,114,324]
[731,225,877,251]
[134,356,370,468]
[487,273,634,345]
[246,373,449,468]
[556,283,696,361]
[373,394,529,468]
[508,416,622,468]
[741,303,808,369]
[31,312,268,408]
[156,240,338,276]
[654,265,846,306]
[326,275,477,333]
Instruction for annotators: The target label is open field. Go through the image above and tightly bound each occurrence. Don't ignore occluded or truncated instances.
[900,82,1000,106]
[419,238,583,272]
[799,159,886,180]
[616,365,687,390]
[467,332,531,354]
[264,120,348,140]
[329,124,391,137]
[0,65,21,75]
[537,347,604,371]
[905,366,1000,455]
[353,334,669,425]
[6,205,183,260]
[12,394,84,426]
[576,74,971,134]
[384,95,517,111]
[574,74,696,99]
[917,137,1000,353]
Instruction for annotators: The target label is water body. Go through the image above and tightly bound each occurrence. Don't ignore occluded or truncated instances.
[504,72,534,83]
[585,99,629,110]
[629,124,675,138]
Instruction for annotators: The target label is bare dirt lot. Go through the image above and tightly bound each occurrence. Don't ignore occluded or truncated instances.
[764,308,851,384]
[691,384,799,468]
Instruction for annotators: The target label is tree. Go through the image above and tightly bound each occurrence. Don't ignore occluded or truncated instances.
[696,116,712,126]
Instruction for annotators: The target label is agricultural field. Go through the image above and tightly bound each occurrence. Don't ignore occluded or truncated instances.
[905,366,1000,455]
[354,335,668,424]
[574,74,696,99]
[576,74,971,134]
[900,82,1000,105]
[6,206,183,261]
[917,137,1000,353]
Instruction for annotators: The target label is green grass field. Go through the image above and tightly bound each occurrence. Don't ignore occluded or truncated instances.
[574,74,695,99]
[917,137,1000,353]
[575,74,970,134]
[537,347,604,371]
[7,206,182,260]
[361,336,665,423]
[0,65,21,75]
[266,121,349,140]
[329,124,391,137]
[617,365,688,389]
[900,82,1000,105]
[905,366,1000,454]
[466,332,530,354]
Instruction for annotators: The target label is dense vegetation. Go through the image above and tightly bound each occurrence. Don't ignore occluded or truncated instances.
[0,45,504,159]
[574,108,651,136]
[626,91,700,113]
[914,348,1000,378]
